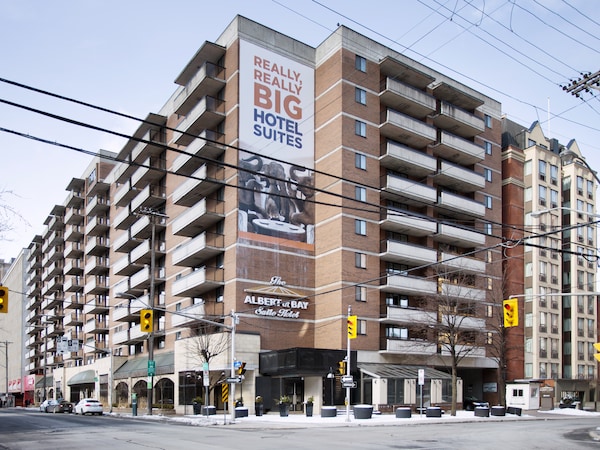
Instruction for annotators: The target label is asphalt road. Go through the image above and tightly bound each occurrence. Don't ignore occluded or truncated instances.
[2,407,600,449]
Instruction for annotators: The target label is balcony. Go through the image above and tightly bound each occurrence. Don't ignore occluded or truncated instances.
[380,109,436,148]
[85,215,110,236]
[85,236,110,257]
[430,101,485,138]
[445,314,486,330]
[130,184,166,212]
[171,303,207,327]
[84,276,109,295]
[130,266,166,290]
[381,240,438,266]
[172,164,224,207]
[431,130,484,166]
[130,239,166,265]
[114,205,138,230]
[434,161,485,193]
[382,274,438,296]
[434,223,485,247]
[438,252,486,274]
[113,254,144,276]
[83,296,109,314]
[83,318,108,334]
[439,282,486,301]
[172,96,226,146]
[113,229,142,253]
[441,345,486,358]
[63,275,83,293]
[131,156,166,189]
[379,77,436,119]
[113,295,147,322]
[64,224,84,243]
[380,140,436,177]
[438,191,485,218]
[64,294,84,309]
[382,306,436,324]
[84,256,110,275]
[172,198,224,237]
[131,214,167,240]
[113,328,130,345]
[384,339,437,355]
[172,131,226,176]
[114,180,140,207]
[173,61,226,116]
[65,311,83,326]
[64,208,84,226]
[381,210,437,236]
[171,266,224,298]
[65,189,84,209]
[131,128,166,163]
[381,174,437,206]
[172,232,224,266]
[86,195,110,217]
[64,242,84,259]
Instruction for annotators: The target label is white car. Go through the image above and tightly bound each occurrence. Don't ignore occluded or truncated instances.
[74,398,103,415]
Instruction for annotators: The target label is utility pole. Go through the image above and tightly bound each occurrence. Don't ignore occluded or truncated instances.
[230,310,238,424]
[561,70,600,98]
[1,341,11,405]
[346,305,351,422]
[136,206,167,415]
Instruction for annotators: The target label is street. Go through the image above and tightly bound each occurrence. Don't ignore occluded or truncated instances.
[1,408,600,449]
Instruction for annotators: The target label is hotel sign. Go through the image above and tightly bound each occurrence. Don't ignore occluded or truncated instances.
[244,276,308,319]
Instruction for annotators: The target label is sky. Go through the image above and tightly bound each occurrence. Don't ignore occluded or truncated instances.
[1,0,599,261]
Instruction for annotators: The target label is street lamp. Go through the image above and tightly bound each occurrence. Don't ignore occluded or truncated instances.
[326,368,335,406]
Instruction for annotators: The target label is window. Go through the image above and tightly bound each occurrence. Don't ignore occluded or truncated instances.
[577,176,584,195]
[587,179,594,199]
[550,164,558,185]
[484,168,492,182]
[355,120,367,137]
[484,195,492,209]
[355,153,366,170]
[550,189,558,208]
[484,222,493,235]
[538,185,547,206]
[358,319,367,335]
[355,219,367,236]
[539,160,547,181]
[527,139,536,148]
[355,186,367,202]
[484,114,492,128]
[355,285,367,302]
[355,87,367,105]
[355,252,366,269]
[524,160,532,176]
[355,55,367,72]
[484,141,492,155]
[386,326,408,339]
[386,294,408,307]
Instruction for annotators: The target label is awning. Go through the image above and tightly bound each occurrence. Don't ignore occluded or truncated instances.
[114,352,174,379]
[358,363,453,380]
[35,376,53,389]
[67,369,96,386]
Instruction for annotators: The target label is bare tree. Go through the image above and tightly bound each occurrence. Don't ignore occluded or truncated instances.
[424,267,489,416]
[0,188,28,243]
[185,323,230,404]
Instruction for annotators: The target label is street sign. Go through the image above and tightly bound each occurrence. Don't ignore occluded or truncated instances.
[341,375,353,383]
[342,381,357,388]
[148,360,156,376]
[226,376,242,384]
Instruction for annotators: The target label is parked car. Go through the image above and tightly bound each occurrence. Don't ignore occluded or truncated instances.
[47,400,73,414]
[463,396,489,411]
[39,399,58,413]
[74,398,103,415]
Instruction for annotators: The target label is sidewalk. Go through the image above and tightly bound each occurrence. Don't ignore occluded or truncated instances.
[109,406,600,428]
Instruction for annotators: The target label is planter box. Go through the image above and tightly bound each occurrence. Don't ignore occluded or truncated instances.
[235,407,248,418]
[491,406,506,416]
[201,405,216,415]
[321,406,337,417]
[353,405,373,419]
[426,407,442,417]
[395,407,411,418]
[474,406,489,417]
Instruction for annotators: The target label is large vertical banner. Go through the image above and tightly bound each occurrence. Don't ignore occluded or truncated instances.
[238,40,315,247]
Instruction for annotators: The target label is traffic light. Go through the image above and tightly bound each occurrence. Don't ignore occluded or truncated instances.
[594,343,600,362]
[140,309,153,332]
[338,360,346,375]
[237,362,247,376]
[0,286,7,313]
[503,298,518,328]
[347,315,357,339]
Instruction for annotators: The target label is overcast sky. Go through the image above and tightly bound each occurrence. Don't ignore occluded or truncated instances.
[1,0,599,261]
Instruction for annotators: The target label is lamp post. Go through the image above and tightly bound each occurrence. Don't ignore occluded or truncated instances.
[559,148,600,185]
[326,368,335,406]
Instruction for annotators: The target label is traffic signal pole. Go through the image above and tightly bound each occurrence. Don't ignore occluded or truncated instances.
[346,305,351,422]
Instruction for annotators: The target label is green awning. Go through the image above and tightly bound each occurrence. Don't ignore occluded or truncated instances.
[35,376,53,389]
[67,369,96,386]
[114,352,174,379]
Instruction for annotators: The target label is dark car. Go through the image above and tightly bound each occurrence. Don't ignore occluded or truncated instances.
[463,396,489,411]
[46,400,73,414]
